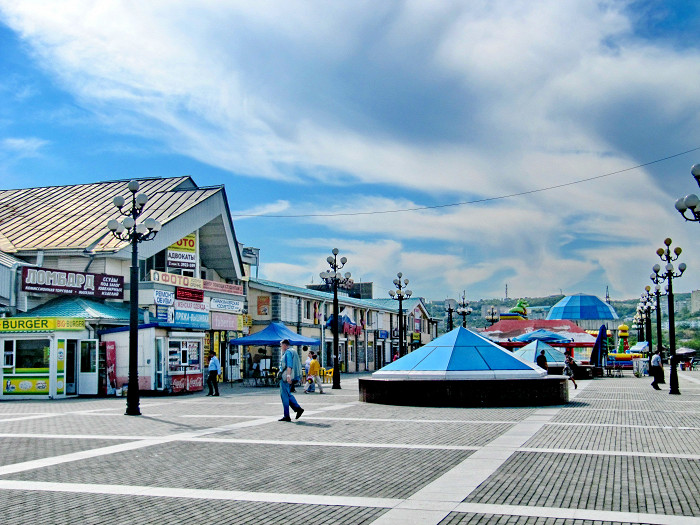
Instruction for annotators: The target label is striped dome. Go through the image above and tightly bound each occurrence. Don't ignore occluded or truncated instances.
[546,294,618,320]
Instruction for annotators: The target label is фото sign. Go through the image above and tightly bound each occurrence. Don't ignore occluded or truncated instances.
[150,270,203,289]
[21,267,124,299]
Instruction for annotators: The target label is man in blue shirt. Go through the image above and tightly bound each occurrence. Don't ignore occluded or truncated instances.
[279,339,303,421]
[206,351,221,396]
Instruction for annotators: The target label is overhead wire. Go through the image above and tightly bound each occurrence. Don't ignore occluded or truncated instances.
[231,146,700,218]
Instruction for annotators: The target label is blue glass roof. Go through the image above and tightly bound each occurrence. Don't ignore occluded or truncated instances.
[546,294,618,320]
[378,327,540,373]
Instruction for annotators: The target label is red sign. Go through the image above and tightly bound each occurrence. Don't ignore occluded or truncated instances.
[203,280,243,296]
[176,287,204,302]
[106,341,117,391]
[170,373,204,392]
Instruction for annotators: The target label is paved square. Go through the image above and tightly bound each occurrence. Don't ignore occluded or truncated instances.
[0,370,699,524]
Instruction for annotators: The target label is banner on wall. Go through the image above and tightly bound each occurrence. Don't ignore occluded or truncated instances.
[257,296,270,315]
[21,267,123,299]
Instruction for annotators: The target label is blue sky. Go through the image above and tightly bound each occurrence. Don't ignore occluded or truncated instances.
[1,1,700,302]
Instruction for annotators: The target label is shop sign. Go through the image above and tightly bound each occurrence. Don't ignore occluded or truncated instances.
[3,376,50,395]
[391,328,399,338]
[202,279,243,295]
[154,290,175,306]
[211,312,238,331]
[174,299,210,313]
[210,298,243,313]
[342,323,362,336]
[377,330,389,339]
[170,373,204,393]
[164,310,210,329]
[176,287,204,302]
[412,332,421,341]
[240,314,253,327]
[21,267,124,299]
[150,270,203,290]
[0,317,85,332]
[167,233,197,269]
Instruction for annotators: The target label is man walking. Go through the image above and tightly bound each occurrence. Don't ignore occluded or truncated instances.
[206,351,221,396]
[279,339,304,422]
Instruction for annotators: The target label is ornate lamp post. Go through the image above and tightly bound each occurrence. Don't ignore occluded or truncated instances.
[485,306,499,326]
[456,290,472,328]
[320,248,351,389]
[674,163,700,221]
[640,288,654,350]
[444,298,456,331]
[106,180,161,416]
[653,238,686,395]
[389,273,412,358]
[649,270,665,357]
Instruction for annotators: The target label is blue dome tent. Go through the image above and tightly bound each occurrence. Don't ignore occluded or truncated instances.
[514,340,567,365]
[512,329,573,344]
[546,294,618,320]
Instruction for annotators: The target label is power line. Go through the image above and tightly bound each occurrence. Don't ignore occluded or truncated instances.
[231,146,700,218]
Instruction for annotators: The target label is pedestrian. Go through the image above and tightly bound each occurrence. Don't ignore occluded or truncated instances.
[392,352,399,362]
[206,351,221,396]
[304,351,325,394]
[304,346,311,377]
[536,349,548,371]
[564,355,578,389]
[278,339,304,422]
[650,350,662,390]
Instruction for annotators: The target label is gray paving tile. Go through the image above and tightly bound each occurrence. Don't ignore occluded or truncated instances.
[0,437,132,466]
[0,490,387,525]
[464,451,700,517]
[440,513,649,524]
[5,441,474,499]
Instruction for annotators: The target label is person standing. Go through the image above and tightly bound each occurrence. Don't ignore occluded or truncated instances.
[564,355,578,389]
[304,351,325,394]
[279,339,304,422]
[650,350,662,390]
[206,351,221,396]
[536,350,548,371]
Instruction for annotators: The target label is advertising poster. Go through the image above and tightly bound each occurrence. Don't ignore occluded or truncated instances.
[167,233,196,269]
[257,296,270,315]
[21,266,124,299]
[3,376,50,395]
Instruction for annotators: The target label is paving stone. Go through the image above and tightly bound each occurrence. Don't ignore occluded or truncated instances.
[0,437,131,466]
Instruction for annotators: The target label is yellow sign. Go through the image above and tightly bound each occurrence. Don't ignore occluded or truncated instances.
[0,317,85,332]
[3,376,50,395]
[241,315,253,327]
[169,233,196,253]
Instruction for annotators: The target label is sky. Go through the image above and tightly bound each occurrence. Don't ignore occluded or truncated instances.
[1,1,700,303]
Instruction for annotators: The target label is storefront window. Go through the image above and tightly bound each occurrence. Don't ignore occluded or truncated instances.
[15,339,50,370]
[4,340,14,367]
[168,340,201,371]
[80,341,96,373]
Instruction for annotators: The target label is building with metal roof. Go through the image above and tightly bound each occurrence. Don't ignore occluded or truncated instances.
[0,176,249,398]
[247,278,436,373]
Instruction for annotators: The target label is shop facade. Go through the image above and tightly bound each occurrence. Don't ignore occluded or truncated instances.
[1,317,97,399]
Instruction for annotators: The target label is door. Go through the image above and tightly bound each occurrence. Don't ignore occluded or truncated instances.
[78,339,98,395]
[155,337,165,390]
[66,340,78,395]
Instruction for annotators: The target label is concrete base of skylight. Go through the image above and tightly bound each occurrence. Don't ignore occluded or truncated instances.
[359,376,569,407]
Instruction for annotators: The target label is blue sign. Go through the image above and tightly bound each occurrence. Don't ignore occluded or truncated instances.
[378,330,389,339]
[161,309,210,330]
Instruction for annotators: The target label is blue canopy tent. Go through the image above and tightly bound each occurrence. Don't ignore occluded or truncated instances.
[512,329,573,344]
[229,322,320,346]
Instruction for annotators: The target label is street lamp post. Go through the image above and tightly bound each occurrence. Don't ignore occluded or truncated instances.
[456,290,472,328]
[444,299,456,331]
[485,306,499,326]
[640,288,654,350]
[653,238,686,395]
[649,270,664,357]
[674,163,700,221]
[320,248,352,389]
[389,273,412,358]
[106,180,161,416]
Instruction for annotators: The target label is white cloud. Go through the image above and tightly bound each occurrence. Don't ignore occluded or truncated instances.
[2,1,700,299]
[1,137,49,158]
